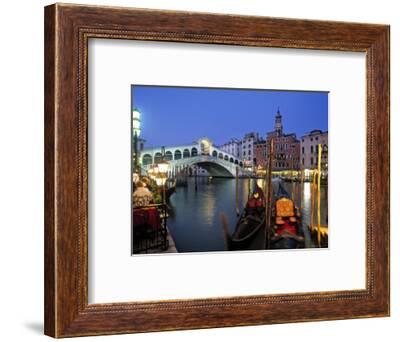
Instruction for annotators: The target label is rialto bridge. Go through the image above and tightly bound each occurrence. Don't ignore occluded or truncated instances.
[140,138,246,177]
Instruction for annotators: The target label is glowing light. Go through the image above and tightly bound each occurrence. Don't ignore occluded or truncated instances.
[132,108,141,137]
[256,179,264,188]
[132,109,141,120]
[158,160,169,174]
[155,176,165,187]
[303,182,311,202]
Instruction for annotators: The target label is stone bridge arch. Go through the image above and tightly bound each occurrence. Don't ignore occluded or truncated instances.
[140,144,247,177]
[169,155,245,177]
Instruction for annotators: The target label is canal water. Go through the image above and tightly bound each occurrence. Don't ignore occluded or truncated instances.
[167,177,328,253]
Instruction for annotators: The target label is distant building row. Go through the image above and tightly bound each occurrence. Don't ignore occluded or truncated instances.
[219,109,328,171]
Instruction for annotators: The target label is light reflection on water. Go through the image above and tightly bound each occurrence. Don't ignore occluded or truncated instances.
[167,177,328,253]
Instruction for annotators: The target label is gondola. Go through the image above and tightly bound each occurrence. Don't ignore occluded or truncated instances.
[226,187,267,251]
[269,182,305,249]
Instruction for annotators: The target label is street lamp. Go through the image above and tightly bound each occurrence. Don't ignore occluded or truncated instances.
[153,165,159,174]
[155,176,165,187]
[132,108,141,174]
[158,160,169,174]
[157,157,169,204]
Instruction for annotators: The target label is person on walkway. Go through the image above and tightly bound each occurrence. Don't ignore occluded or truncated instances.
[133,181,154,208]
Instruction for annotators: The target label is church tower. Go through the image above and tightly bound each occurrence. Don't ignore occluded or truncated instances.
[274,108,283,136]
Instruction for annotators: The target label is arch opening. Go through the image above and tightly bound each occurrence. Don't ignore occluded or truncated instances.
[174,150,182,160]
[142,154,152,165]
[194,161,234,177]
[154,152,162,164]
[165,151,173,161]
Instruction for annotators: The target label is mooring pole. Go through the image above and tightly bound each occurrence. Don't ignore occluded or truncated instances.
[317,144,322,247]
[299,169,304,211]
[311,169,317,233]
[265,139,274,249]
[247,175,251,200]
[264,147,269,238]
[235,166,240,216]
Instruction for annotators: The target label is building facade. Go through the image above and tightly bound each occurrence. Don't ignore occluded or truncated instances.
[300,129,328,170]
[219,132,259,169]
[254,139,267,168]
[217,109,328,173]
[219,138,241,158]
[240,132,259,168]
[266,109,301,171]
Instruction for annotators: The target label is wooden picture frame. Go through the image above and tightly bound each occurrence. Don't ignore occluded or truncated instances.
[44,3,390,338]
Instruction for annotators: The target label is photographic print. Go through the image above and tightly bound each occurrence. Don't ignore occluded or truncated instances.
[131,85,328,254]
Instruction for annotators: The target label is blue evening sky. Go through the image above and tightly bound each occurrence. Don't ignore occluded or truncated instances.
[131,85,328,148]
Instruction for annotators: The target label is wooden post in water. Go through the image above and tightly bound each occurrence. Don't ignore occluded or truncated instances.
[317,144,322,247]
[311,169,317,232]
[247,175,251,200]
[291,169,295,202]
[235,166,240,216]
[299,169,304,211]
[264,143,269,214]
[263,145,269,228]
[265,139,274,249]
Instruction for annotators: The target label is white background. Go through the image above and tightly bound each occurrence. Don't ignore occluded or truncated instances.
[0,0,396,341]
[89,40,365,303]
